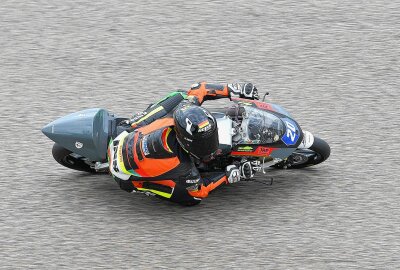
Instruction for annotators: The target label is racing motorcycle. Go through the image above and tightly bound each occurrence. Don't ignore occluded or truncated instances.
[42,95,330,176]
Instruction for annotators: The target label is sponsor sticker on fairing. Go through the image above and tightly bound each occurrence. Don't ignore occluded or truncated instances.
[236,146,254,152]
[75,141,83,149]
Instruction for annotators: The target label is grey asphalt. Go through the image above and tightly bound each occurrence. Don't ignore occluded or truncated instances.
[1,1,400,269]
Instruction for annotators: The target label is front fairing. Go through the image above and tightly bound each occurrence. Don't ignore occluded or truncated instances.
[230,98,303,159]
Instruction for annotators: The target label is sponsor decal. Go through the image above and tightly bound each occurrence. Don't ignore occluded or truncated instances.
[232,147,278,157]
[198,119,211,132]
[233,98,273,111]
[75,141,83,149]
[186,178,200,184]
[117,143,123,167]
[281,118,300,146]
[198,120,209,129]
[113,145,119,172]
[255,146,272,156]
[238,101,253,106]
[253,101,273,111]
[141,136,150,156]
[198,125,211,132]
[132,111,147,122]
[236,146,254,152]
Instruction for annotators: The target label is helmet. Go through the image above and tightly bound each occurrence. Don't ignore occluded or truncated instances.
[173,102,219,159]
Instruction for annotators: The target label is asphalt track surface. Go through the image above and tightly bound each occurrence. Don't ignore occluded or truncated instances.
[1,1,400,269]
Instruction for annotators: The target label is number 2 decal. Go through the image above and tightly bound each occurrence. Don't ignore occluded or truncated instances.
[281,119,300,146]
[285,121,296,142]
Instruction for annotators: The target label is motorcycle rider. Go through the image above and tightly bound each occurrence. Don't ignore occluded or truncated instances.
[108,82,260,205]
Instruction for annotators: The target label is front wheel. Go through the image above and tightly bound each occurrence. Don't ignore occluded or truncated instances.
[52,143,97,173]
[272,137,330,169]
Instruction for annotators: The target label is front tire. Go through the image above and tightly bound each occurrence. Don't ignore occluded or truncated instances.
[52,143,97,173]
[272,137,330,169]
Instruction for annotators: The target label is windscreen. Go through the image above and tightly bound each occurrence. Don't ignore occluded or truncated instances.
[240,106,285,144]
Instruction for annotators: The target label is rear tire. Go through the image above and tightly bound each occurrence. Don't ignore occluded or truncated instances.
[52,143,97,173]
[272,137,330,169]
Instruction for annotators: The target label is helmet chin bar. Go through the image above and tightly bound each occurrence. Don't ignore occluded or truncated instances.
[176,136,215,161]
[176,136,200,159]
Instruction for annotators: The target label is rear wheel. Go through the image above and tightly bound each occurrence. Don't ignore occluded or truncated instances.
[52,143,97,173]
[272,137,330,169]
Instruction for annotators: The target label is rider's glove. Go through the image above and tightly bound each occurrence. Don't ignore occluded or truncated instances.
[239,160,261,180]
[228,83,259,100]
[226,160,261,183]
[226,165,241,184]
